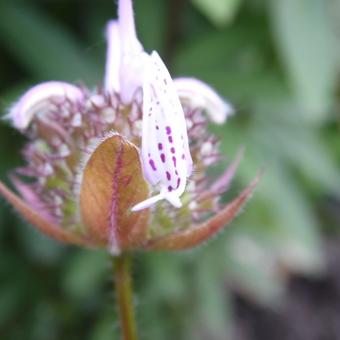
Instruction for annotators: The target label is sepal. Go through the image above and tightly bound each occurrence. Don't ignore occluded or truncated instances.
[79,134,150,254]
[0,181,93,247]
[143,173,261,251]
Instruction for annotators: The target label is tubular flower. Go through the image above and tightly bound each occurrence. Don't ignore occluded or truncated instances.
[0,0,259,254]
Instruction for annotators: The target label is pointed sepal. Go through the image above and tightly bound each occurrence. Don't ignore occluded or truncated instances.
[143,173,261,251]
[0,181,93,247]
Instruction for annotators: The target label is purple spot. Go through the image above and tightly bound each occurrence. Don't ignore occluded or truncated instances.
[158,143,163,150]
[170,147,175,154]
[168,186,173,192]
[166,126,172,135]
[166,171,171,180]
[160,153,166,163]
[175,170,178,176]
[156,125,159,130]
[168,136,173,143]
[177,178,181,188]
[172,156,177,167]
[182,154,185,160]
[149,159,157,171]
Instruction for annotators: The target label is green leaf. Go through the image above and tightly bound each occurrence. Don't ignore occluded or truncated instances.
[90,314,118,340]
[269,0,339,121]
[194,254,233,339]
[260,122,340,194]
[191,0,242,27]
[259,164,324,274]
[0,3,101,84]
[62,250,108,301]
[135,0,168,52]
[226,231,286,305]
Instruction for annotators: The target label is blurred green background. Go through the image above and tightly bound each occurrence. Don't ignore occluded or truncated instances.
[1,0,340,339]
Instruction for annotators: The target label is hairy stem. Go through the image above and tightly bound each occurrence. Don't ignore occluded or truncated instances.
[113,253,137,340]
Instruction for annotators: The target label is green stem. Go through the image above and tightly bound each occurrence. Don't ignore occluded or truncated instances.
[113,253,138,340]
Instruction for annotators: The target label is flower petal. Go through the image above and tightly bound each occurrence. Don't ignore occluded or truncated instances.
[104,20,121,93]
[79,133,150,254]
[0,181,93,247]
[174,77,234,124]
[143,173,261,251]
[132,51,192,211]
[117,0,147,103]
[6,81,84,130]
[119,51,148,104]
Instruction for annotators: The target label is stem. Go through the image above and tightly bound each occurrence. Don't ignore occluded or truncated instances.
[113,253,138,340]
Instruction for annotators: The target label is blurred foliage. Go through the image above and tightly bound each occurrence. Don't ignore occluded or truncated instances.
[191,0,243,27]
[0,0,340,339]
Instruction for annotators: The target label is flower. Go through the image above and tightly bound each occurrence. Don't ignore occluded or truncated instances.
[0,0,259,254]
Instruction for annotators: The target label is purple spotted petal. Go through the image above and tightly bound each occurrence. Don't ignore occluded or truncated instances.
[132,51,192,211]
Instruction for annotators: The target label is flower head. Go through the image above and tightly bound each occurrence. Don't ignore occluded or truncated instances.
[0,0,259,254]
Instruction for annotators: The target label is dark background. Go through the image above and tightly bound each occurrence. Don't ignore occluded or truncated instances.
[1,0,340,339]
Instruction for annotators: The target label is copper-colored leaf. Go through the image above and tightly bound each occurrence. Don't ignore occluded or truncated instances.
[144,173,261,251]
[80,134,150,252]
[0,181,93,247]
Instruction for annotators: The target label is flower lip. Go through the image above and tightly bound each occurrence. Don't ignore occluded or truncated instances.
[132,51,192,211]
[6,81,84,130]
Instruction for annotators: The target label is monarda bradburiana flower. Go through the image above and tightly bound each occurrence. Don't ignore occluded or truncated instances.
[0,0,259,255]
